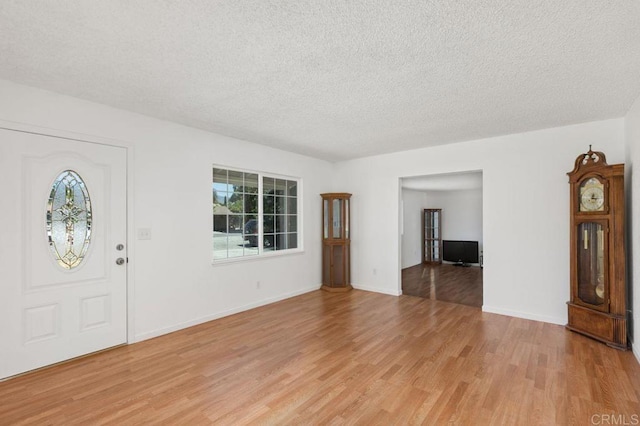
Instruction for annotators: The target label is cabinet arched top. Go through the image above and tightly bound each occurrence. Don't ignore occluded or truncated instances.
[320,193,352,198]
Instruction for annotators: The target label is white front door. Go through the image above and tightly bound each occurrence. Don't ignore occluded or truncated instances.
[0,128,127,380]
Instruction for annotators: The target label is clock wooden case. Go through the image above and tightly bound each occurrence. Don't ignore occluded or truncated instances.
[566,148,627,349]
[321,193,352,292]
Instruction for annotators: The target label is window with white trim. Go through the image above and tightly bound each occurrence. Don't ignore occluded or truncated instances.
[213,166,300,261]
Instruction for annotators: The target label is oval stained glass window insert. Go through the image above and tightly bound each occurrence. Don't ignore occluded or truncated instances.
[46,170,92,269]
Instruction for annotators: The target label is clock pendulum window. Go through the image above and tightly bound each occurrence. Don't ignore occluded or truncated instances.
[566,146,627,349]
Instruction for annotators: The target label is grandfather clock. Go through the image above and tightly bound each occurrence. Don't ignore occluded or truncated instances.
[321,193,352,292]
[566,147,627,349]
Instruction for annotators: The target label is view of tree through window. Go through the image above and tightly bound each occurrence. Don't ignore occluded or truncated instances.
[213,167,299,260]
[262,177,298,252]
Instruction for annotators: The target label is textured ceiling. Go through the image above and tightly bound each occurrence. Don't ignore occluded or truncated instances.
[1,1,639,161]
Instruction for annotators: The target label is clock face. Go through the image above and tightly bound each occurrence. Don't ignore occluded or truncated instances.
[579,178,605,212]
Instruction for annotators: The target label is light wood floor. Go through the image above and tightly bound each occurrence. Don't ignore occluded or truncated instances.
[1,290,639,425]
[402,263,483,308]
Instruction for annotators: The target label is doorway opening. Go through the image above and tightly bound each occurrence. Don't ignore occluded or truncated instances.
[400,171,483,308]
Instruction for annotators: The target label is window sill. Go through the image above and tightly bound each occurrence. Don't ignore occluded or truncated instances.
[211,247,305,266]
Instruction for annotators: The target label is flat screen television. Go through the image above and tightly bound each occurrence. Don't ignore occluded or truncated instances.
[442,240,479,266]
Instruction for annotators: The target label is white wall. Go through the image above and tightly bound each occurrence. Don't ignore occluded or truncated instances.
[625,93,640,362]
[424,189,483,264]
[0,79,333,341]
[2,78,635,356]
[401,189,428,268]
[334,119,626,323]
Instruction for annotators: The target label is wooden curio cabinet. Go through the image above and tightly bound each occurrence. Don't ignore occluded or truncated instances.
[566,148,627,349]
[422,209,442,264]
[321,193,352,292]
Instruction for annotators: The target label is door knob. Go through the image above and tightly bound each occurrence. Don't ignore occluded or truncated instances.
[116,258,125,265]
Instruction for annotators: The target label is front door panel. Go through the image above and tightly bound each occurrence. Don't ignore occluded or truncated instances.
[0,129,127,379]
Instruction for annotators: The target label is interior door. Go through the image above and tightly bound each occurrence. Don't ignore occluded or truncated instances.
[0,128,127,380]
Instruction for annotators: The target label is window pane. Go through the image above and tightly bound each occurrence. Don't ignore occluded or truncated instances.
[213,214,228,233]
[227,223,246,256]
[276,233,287,250]
[276,215,286,233]
[287,215,297,232]
[243,216,258,247]
[276,197,286,214]
[244,245,258,257]
[287,180,297,197]
[288,233,298,249]
[245,173,258,194]
[212,168,228,191]
[228,170,244,192]
[263,215,275,233]
[287,197,297,214]
[244,194,258,214]
[214,191,230,206]
[275,179,287,195]
[244,234,258,248]
[212,185,220,205]
[264,195,275,214]
[264,234,275,251]
[243,215,258,232]
[228,244,244,258]
[229,215,243,233]
[264,177,275,195]
[228,193,243,213]
[213,235,228,259]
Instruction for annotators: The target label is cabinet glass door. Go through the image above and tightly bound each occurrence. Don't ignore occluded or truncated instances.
[332,199,342,238]
[344,199,349,239]
[323,199,329,239]
[424,209,442,263]
[321,193,352,292]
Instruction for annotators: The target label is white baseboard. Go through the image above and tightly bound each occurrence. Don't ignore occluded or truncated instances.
[482,305,565,326]
[352,283,401,296]
[632,341,640,365]
[134,285,320,342]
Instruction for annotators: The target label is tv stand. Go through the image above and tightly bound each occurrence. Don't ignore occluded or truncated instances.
[454,261,471,267]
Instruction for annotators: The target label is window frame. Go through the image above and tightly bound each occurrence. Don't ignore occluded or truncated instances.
[212,165,303,264]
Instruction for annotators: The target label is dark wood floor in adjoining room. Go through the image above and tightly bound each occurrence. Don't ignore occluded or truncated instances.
[402,262,483,307]
[1,290,639,425]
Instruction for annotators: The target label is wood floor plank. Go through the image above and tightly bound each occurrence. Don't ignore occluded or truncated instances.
[1,290,639,425]
[402,263,483,307]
